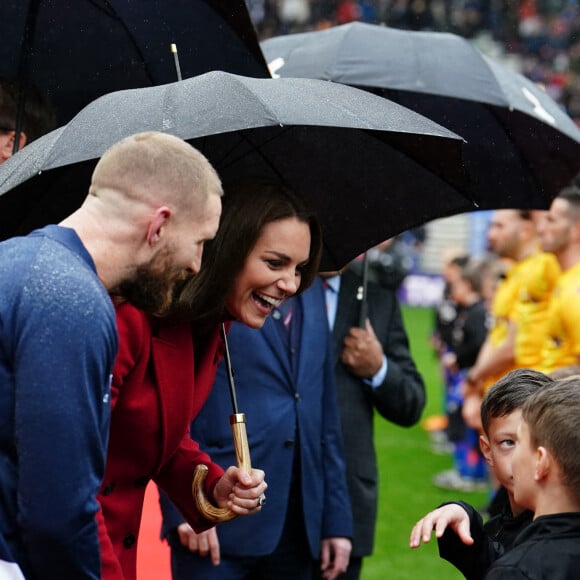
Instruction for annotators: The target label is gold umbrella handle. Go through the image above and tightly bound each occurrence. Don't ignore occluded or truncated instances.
[192,413,252,523]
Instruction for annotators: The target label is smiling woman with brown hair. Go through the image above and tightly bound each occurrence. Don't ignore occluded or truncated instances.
[176,179,322,334]
[97,179,322,580]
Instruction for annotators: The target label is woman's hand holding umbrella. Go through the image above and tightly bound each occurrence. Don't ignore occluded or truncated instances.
[192,412,267,523]
[211,464,267,516]
[192,324,266,522]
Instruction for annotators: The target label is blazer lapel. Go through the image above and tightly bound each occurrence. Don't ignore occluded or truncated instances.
[296,280,327,386]
[261,315,294,388]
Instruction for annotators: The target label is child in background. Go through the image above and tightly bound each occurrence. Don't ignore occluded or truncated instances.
[433,258,491,491]
[426,250,468,453]
[410,369,553,579]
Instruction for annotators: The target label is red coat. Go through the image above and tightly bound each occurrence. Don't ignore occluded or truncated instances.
[97,302,226,580]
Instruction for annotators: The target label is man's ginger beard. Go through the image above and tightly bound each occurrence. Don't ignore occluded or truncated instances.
[112,244,191,317]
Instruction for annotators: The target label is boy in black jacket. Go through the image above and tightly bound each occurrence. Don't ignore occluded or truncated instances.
[485,377,580,579]
[410,369,553,578]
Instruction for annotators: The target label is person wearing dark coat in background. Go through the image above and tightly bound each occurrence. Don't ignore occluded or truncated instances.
[316,267,426,579]
[433,257,491,490]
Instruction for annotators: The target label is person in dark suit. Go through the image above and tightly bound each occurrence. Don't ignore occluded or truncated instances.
[160,278,353,580]
[317,266,426,580]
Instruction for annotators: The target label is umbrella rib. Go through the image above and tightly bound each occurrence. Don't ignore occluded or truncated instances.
[216,126,293,183]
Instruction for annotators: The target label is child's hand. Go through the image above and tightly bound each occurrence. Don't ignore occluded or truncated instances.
[409,504,474,548]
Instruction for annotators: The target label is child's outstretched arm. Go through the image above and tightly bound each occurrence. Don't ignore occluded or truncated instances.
[409,503,474,548]
[411,501,494,580]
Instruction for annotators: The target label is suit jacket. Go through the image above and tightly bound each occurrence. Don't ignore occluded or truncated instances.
[161,279,353,558]
[332,269,426,556]
[98,302,225,580]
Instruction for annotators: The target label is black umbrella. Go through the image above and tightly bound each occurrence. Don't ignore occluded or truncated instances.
[0,0,269,127]
[0,71,473,270]
[262,22,580,209]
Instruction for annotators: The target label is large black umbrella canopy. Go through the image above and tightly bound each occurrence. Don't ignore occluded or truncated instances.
[0,71,473,270]
[0,0,269,126]
[262,23,580,209]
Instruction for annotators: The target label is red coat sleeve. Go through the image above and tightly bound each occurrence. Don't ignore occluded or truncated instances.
[155,323,228,531]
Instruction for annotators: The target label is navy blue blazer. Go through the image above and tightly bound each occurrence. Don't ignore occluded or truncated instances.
[161,279,353,557]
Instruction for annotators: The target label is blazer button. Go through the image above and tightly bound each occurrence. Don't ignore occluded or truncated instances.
[101,483,115,496]
[123,534,136,549]
[284,439,295,448]
[134,476,149,488]
[294,393,301,402]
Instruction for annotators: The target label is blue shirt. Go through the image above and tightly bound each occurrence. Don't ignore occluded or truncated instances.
[323,275,387,388]
[0,225,117,579]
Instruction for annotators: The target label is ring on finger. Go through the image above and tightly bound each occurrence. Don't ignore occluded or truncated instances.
[257,495,266,508]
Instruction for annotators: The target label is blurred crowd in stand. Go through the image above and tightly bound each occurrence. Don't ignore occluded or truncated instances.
[248,0,580,123]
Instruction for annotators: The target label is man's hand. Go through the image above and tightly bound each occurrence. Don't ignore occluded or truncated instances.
[409,504,473,548]
[319,537,352,580]
[176,525,220,566]
[340,320,383,378]
[212,466,267,515]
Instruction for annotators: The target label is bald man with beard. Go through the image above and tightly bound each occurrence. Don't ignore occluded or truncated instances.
[0,132,223,580]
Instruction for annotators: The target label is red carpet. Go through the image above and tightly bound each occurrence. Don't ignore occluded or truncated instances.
[137,483,172,580]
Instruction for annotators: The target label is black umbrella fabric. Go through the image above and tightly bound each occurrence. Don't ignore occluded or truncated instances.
[262,23,580,209]
[0,0,269,126]
[0,71,473,270]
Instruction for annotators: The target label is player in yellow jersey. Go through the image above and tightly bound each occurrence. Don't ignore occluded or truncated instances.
[463,210,559,431]
[539,187,580,373]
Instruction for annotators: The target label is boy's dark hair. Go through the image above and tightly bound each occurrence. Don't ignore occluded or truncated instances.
[522,378,580,505]
[481,369,553,435]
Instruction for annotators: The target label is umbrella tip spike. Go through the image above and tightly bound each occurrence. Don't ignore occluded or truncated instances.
[170,43,182,81]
